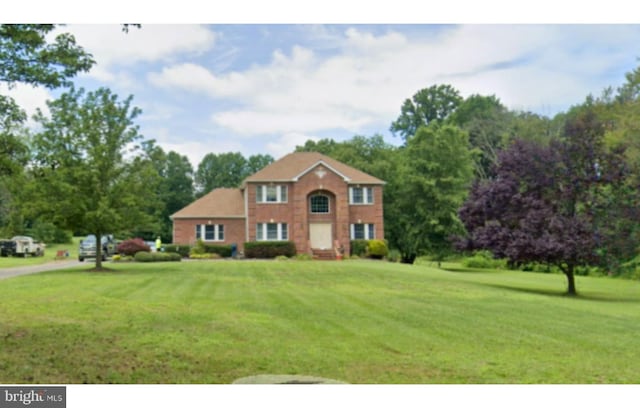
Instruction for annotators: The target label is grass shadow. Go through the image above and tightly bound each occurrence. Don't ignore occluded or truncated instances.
[441,266,505,274]
[481,282,640,303]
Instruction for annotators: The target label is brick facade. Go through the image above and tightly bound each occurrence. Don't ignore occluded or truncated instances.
[171,153,384,257]
[172,218,246,251]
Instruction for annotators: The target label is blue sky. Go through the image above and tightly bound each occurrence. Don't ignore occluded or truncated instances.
[5,23,640,169]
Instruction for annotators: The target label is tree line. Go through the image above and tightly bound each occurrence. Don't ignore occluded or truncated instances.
[2,24,640,289]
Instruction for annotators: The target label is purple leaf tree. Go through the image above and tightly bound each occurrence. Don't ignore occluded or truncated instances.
[458,109,637,295]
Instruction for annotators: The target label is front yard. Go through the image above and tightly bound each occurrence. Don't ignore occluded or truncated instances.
[0,260,638,383]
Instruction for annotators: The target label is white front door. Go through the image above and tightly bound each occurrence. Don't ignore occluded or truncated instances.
[309,223,332,250]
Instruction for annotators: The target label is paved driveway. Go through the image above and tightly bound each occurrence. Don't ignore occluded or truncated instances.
[0,260,83,280]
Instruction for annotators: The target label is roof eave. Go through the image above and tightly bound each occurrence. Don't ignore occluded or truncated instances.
[170,215,246,220]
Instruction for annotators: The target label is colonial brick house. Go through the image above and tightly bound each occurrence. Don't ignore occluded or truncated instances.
[171,152,384,258]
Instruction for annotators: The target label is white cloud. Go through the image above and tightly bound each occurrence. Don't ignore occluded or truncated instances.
[150,127,250,168]
[62,24,216,82]
[266,132,320,159]
[0,83,52,126]
[146,25,640,140]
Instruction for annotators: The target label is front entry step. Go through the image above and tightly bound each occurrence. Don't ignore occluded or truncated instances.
[311,249,335,260]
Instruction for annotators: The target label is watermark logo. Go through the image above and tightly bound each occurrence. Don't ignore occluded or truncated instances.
[1,387,65,408]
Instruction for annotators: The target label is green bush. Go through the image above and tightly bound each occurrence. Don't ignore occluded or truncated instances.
[367,239,389,259]
[203,243,232,257]
[275,255,289,261]
[190,239,207,256]
[164,244,191,258]
[189,253,221,260]
[350,240,369,257]
[386,249,402,263]
[27,221,72,244]
[517,262,560,274]
[134,251,182,262]
[112,254,134,262]
[244,241,296,258]
[462,250,507,269]
[189,239,233,258]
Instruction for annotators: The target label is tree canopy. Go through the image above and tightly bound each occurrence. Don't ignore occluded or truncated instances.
[195,152,274,196]
[458,109,639,295]
[390,84,462,141]
[29,87,156,269]
[388,124,474,263]
[0,24,94,88]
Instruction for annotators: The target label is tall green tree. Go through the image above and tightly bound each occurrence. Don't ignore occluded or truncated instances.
[449,94,510,179]
[131,142,194,242]
[387,124,474,264]
[390,84,463,142]
[30,87,156,269]
[0,24,94,88]
[0,24,94,230]
[195,152,249,196]
[195,152,273,196]
[296,134,398,183]
[246,154,275,176]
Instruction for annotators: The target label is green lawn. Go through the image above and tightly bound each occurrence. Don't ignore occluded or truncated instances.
[0,238,80,268]
[0,259,639,384]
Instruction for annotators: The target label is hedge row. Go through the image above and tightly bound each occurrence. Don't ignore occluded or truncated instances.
[163,244,191,258]
[203,244,232,257]
[164,243,233,258]
[134,252,182,262]
[244,241,296,258]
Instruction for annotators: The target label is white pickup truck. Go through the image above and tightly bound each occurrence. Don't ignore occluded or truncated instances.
[0,236,46,257]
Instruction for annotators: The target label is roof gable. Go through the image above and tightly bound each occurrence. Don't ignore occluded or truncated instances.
[243,152,384,185]
[293,160,350,182]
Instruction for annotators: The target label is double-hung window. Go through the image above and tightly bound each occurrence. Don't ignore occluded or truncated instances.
[349,187,373,204]
[256,185,287,203]
[350,224,375,240]
[195,224,225,241]
[256,223,288,241]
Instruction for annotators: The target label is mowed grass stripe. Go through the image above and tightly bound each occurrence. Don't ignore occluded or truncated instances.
[0,260,639,383]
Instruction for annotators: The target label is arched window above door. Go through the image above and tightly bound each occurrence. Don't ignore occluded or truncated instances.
[309,194,330,214]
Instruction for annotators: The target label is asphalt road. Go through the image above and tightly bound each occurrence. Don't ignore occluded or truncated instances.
[0,260,84,280]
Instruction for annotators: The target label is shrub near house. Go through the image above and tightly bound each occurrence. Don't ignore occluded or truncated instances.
[117,238,151,256]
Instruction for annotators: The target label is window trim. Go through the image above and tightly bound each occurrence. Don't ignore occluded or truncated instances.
[349,186,374,205]
[256,222,288,241]
[195,224,225,242]
[309,194,330,214]
[256,185,288,203]
[350,223,375,240]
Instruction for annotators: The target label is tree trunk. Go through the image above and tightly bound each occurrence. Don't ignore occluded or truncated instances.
[564,264,577,296]
[95,232,102,270]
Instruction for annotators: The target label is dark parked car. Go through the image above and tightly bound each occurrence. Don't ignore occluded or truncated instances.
[78,234,116,262]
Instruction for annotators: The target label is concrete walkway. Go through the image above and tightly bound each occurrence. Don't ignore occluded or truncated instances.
[0,260,83,280]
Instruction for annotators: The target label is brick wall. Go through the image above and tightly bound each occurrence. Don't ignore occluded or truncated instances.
[172,218,246,251]
[173,165,384,256]
[348,185,385,240]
